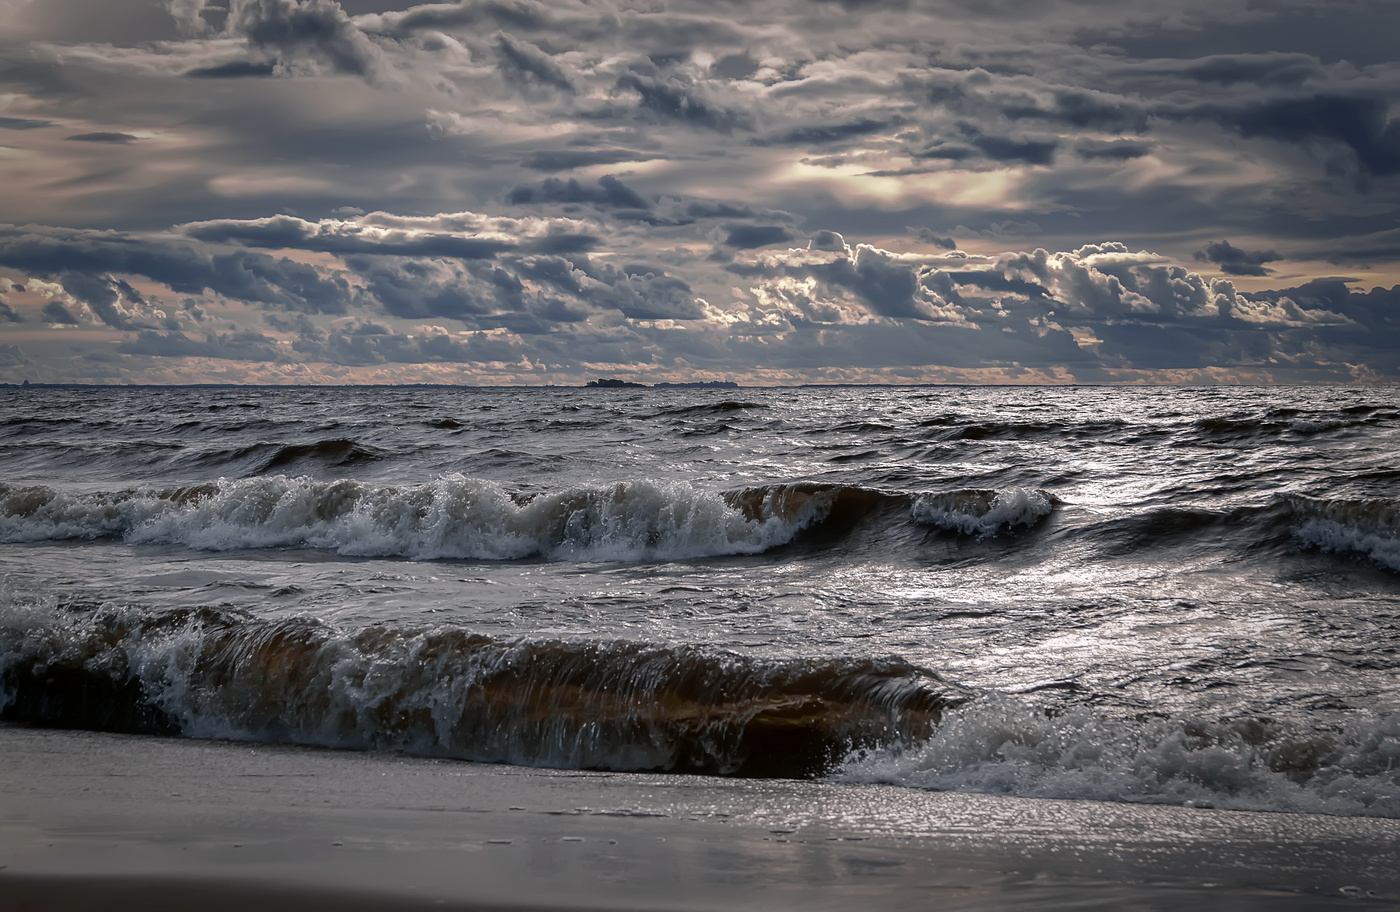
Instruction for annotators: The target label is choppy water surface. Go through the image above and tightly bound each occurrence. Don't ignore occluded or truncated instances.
[2,385,1398,815]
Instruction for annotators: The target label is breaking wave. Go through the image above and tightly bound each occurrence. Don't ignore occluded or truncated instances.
[1287,494,1400,571]
[910,487,1055,538]
[0,477,860,561]
[0,601,962,778]
[835,695,1400,818]
[6,477,1391,568]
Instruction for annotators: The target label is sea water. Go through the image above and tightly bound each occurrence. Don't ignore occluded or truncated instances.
[2,385,1397,815]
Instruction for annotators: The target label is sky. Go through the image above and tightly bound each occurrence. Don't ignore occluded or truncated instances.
[0,0,1397,385]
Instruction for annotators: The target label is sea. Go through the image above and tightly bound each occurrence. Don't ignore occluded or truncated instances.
[2,384,1398,818]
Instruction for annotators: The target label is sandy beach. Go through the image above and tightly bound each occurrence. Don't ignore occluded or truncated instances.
[2,724,1397,911]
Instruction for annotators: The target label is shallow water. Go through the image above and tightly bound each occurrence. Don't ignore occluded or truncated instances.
[2,385,1398,814]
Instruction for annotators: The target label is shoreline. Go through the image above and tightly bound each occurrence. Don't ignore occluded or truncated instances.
[4,725,1398,910]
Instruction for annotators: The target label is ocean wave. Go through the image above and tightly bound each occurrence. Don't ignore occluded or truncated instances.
[1287,494,1400,571]
[658,401,766,416]
[256,438,386,472]
[910,487,1054,538]
[918,418,1128,441]
[834,695,1400,818]
[0,476,864,561]
[0,602,962,778]
[1194,412,1379,440]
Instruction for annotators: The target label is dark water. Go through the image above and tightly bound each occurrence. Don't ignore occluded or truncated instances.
[2,385,1398,815]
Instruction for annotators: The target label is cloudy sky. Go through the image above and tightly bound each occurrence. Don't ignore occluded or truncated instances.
[0,0,1396,384]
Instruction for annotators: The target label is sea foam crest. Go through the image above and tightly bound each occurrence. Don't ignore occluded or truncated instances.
[909,487,1053,538]
[834,695,1400,818]
[1287,494,1400,572]
[0,476,830,561]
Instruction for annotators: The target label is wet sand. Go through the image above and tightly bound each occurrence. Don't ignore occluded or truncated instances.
[2,724,1397,911]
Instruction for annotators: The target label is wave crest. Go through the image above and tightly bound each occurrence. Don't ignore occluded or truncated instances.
[0,476,841,561]
[1287,494,1400,571]
[0,603,963,778]
[910,487,1054,538]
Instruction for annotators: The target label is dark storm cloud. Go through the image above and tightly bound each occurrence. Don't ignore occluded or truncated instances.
[967,133,1058,166]
[41,300,82,324]
[908,228,957,250]
[758,118,900,147]
[917,124,1059,166]
[523,232,601,254]
[185,61,277,78]
[1195,240,1281,277]
[1171,53,1326,87]
[357,0,552,39]
[344,258,493,319]
[709,52,757,81]
[1089,5,1400,69]
[0,117,51,130]
[0,225,355,313]
[1001,89,1148,133]
[117,328,283,361]
[1075,140,1151,161]
[613,63,750,132]
[57,272,152,331]
[1166,93,1400,178]
[225,0,383,79]
[65,132,138,144]
[678,200,791,223]
[520,149,660,172]
[494,31,574,93]
[808,246,928,320]
[723,225,796,250]
[506,175,651,210]
[591,267,702,320]
[0,299,20,323]
[211,250,355,313]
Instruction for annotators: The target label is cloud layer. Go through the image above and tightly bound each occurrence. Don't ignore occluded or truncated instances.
[0,0,1395,383]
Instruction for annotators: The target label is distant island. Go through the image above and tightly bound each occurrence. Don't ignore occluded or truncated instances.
[584,378,648,388]
[653,380,739,389]
[584,379,739,389]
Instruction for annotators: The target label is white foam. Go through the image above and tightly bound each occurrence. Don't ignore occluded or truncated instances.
[910,487,1053,538]
[0,485,174,542]
[1288,495,1400,571]
[834,695,1400,818]
[1,475,828,561]
[1293,519,1400,571]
